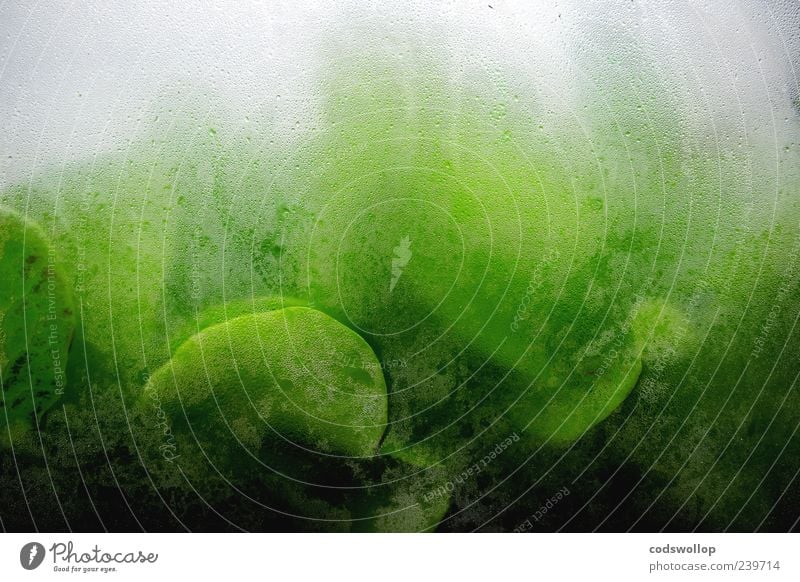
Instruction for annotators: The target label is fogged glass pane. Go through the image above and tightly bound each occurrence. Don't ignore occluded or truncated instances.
[1,1,798,533]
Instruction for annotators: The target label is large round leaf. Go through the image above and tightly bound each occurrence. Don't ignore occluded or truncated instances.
[140,306,388,476]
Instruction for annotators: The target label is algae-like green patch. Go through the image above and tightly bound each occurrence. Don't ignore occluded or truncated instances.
[0,208,74,444]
